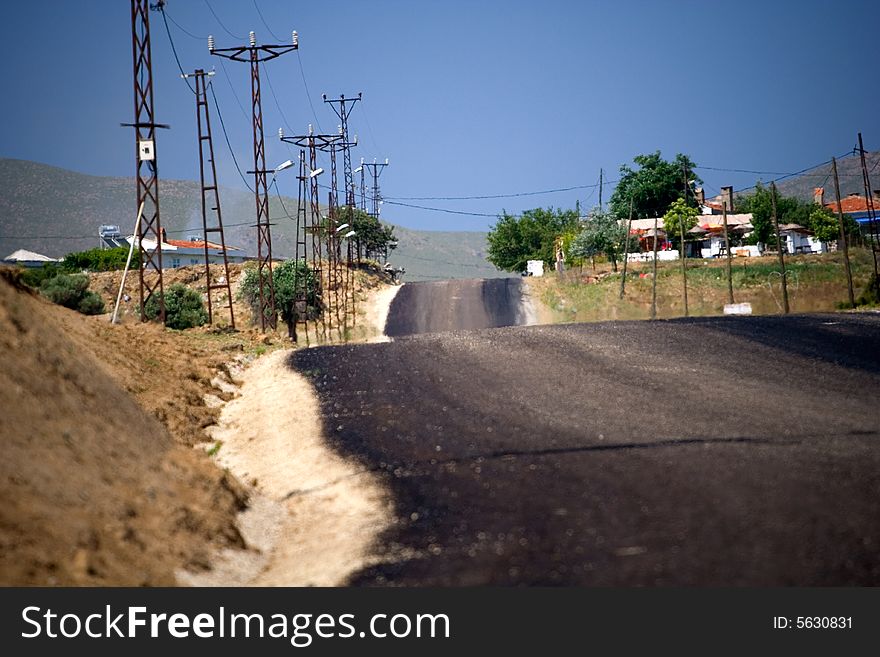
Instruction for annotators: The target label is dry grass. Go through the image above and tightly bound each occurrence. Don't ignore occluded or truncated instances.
[528,248,877,323]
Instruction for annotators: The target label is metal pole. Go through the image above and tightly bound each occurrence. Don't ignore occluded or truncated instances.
[770,182,790,314]
[619,196,633,299]
[210,31,298,330]
[128,0,166,323]
[832,157,856,308]
[721,187,734,305]
[111,201,144,324]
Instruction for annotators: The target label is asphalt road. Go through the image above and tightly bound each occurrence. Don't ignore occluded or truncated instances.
[385,278,529,336]
[291,313,880,585]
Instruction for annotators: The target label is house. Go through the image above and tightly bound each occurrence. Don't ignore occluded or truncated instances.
[2,249,60,268]
[778,223,824,255]
[816,187,880,241]
[623,214,758,259]
[112,228,248,268]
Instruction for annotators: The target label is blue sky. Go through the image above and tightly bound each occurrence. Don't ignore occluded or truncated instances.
[1,0,878,231]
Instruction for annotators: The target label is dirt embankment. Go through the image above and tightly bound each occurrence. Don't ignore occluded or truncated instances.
[1,264,400,586]
[0,271,247,585]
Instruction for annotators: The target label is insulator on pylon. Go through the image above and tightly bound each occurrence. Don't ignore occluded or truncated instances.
[249,31,256,47]
[292,30,298,47]
[308,123,314,135]
[278,128,284,140]
[208,35,215,51]
[338,124,343,135]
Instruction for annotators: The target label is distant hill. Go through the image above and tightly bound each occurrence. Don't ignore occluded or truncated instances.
[0,158,505,281]
[745,150,880,202]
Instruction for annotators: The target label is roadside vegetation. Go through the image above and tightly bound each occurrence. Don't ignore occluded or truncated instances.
[529,249,877,323]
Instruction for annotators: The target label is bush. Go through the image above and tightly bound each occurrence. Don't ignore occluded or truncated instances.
[61,247,137,273]
[40,273,106,315]
[239,259,322,326]
[145,283,208,329]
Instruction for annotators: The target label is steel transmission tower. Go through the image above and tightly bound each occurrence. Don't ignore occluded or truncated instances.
[124,0,168,322]
[210,30,298,330]
[185,68,235,328]
[365,159,390,219]
[322,93,361,208]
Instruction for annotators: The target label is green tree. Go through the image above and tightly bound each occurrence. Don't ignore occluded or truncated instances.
[336,207,398,261]
[40,273,106,316]
[145,283,207,329]
[569,208,627,271]
[736,185,816,245]
[806,206,858,244]
[609,152,702,220]
[662,197,700,250]
[487,207,580,273]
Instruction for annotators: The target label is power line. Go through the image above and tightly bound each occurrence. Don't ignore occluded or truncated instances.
[208,82,254,192]
[252,0,282,42]
[203,0,243,39]
[386,180,616,201]
[262,64,293,132]
[217,58,251,122]
[157,6,195,93]
[295,51,323,132]
[163,11,206,40]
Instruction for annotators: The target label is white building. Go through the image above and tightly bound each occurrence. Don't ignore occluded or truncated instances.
[2,249,60,268]
[116,229,248,268]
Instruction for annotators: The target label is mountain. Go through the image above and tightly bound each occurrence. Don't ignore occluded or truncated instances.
[763,150,879,202]
[0,158,505,281]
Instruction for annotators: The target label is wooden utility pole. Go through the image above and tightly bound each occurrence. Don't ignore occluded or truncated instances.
[598,168,604,210]
[857,132,879,277]
[619,196,633,299]
[832,157,856,308]
[680,162,689,317]
[651,216,659,319]
[721,186,734,305]
[770,182,790,314]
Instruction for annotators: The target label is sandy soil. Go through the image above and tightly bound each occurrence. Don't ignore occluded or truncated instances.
[179,349,392,586]
[0,270,247,586]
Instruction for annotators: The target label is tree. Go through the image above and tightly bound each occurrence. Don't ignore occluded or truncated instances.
[662,197,700,250]
[807,206,858,244]
[609,152,702,220]
[486,207,580,273]
[336,207,397,261]
[61,247,139,273]
[736,184,816,245]
[569,208,627,271]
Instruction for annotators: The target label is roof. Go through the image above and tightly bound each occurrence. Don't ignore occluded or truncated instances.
[779,223,811,233]
[3,249,59,263]
[124,236,243,252]
[825,193,879,214]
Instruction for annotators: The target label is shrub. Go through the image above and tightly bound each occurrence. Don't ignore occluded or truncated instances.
[40,273,106,315]
[239,259,322,326]
[61,247,138,273]
[145,283,208,329]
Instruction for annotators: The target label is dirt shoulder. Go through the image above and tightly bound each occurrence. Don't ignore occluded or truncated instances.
[1,263,399,586]
[179,350,392,586]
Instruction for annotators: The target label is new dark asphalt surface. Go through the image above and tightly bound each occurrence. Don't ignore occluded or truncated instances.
[291,312,880,586]
[385,278,528,337]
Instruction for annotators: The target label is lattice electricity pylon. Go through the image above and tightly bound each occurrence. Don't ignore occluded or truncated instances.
[123,0,168,323]
[365,159,390,219]
[184,68,236,328]
[291,149,310,343]
[210,30,298,330]
[323,93,361,208]
[280,128,343,342]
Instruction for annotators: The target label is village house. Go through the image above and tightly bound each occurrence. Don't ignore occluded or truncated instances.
[107,227,248,268]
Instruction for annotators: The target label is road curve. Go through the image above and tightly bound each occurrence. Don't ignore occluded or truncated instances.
[292,314,880,586]
[385,278,530,337]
